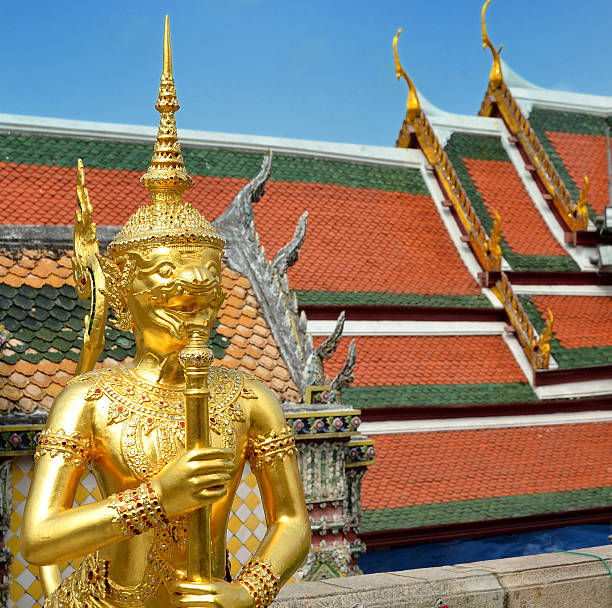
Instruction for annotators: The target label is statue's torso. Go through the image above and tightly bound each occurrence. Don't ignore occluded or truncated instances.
[57,366,258,607]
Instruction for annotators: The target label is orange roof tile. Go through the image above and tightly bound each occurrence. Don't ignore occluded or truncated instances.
[0,162,246,226]
[545,131,608,216]
[463,158,567,256]
[0,250,75,288]
[315,335,528,386]
[253,181,480,295]
[530,295,612,349]
[1,160,480,296]
[363,423,612,510]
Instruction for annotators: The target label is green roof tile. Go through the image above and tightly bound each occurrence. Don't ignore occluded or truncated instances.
[296,291,491,308]
[342,382,537,408]
[528,109,608,137]
[0,284,16,298]
[0,285,231,365]
[362,486,612,531]
[0,132,429,195]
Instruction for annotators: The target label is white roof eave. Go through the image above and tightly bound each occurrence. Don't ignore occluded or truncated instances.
[502,60,612,117]
[0,112,425,170]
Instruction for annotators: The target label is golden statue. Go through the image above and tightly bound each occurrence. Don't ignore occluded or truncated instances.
[21,16,311,608]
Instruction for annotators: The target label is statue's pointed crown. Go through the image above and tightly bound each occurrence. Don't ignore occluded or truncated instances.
[108,16,224,258]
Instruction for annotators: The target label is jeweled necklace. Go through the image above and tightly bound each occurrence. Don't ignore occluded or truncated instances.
[82,366,248,479]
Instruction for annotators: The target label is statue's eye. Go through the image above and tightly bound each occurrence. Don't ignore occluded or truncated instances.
[157,263,174,278]
[205,261,220,279]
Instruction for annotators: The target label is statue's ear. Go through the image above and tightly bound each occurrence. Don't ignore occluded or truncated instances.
[98,255,135,332]
[213,285,226,318]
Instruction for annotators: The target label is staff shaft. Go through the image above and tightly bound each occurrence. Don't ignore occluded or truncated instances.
[180,332,214,583]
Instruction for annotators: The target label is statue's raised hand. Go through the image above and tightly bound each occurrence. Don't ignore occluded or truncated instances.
[169,578,253,608]
[153,447,234,518]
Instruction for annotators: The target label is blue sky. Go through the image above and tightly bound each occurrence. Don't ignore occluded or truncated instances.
[3,1,612,146]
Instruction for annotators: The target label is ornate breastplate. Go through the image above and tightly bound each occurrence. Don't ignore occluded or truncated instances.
[73,366,253,480]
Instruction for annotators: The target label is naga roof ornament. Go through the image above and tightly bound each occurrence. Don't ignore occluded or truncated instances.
[393,28,421,123]
[392,27,502,274]
[479,0,589,232]
[481,0,504,89]
[108,16,224,257]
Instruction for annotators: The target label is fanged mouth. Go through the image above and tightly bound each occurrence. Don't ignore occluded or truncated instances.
[150,283,217,317]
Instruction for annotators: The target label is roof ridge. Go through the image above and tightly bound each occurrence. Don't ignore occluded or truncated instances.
[0,112,424,168]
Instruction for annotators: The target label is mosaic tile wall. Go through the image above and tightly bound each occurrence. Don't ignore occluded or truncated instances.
[6,456,265,608]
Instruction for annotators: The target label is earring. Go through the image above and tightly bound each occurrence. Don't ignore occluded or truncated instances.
[98,256,136,332]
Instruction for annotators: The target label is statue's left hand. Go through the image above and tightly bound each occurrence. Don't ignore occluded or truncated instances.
[169,578,253,608]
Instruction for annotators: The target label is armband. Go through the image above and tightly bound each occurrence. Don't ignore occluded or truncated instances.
[247,426,297,471]
[35,428,91,467]
[236,557,279,607]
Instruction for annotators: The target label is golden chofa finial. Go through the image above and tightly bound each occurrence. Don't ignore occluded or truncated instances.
[393,28,421,122]
[140,15,193,204]
[482,0,503,89]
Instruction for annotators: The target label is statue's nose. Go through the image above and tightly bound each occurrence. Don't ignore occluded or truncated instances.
[178,264,213,285]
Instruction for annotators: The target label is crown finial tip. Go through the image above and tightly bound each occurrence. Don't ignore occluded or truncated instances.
[163,15,172,78]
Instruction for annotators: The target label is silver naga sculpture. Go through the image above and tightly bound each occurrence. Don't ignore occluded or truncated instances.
[214,152,356,402]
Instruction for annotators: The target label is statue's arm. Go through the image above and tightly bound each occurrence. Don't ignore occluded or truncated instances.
[21,382,127,566]
[245,380,311,584]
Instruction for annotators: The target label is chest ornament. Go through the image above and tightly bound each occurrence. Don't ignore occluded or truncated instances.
[73,366,249,479]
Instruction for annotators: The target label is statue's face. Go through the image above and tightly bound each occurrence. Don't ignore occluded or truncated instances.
[126,246,224,350]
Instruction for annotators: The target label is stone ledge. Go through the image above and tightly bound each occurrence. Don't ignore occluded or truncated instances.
[274,545,612,607]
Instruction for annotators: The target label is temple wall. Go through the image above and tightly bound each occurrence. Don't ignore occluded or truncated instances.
[273,545,612,608]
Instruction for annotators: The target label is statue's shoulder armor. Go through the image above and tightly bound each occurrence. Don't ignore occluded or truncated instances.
[211,366,262,400]
[66,367,121,400]
[67,367,118,385]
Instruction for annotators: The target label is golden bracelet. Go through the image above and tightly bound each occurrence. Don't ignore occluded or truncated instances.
[108,480,169,536]
[236,557,279,608]
[35,428,91,467]
[247,426,297,471]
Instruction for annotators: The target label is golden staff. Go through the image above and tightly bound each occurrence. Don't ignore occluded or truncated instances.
[179,324,214,582]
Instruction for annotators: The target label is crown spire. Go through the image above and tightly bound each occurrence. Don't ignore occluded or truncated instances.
[108,16,224,258]
[140,15,193,204]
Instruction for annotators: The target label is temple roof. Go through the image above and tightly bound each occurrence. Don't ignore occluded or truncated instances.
[527,108,610,219]
[0,125,484,306]
[444,132,578,271]
[361,421,612,533]
[1,107,611,411]
[317,335,536,408]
